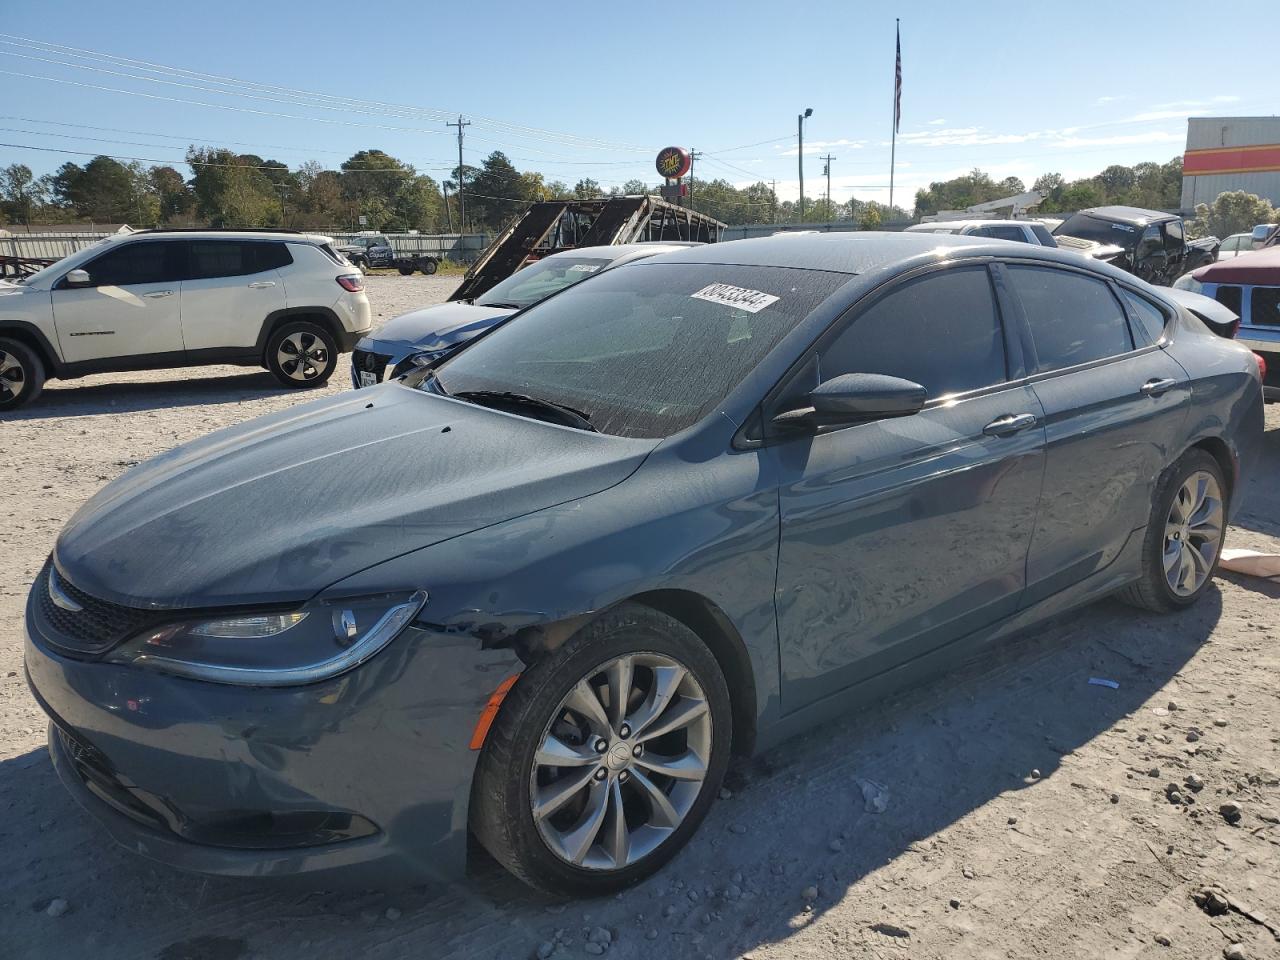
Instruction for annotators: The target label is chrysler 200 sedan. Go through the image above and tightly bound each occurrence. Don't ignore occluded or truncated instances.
[25,233,1263,896]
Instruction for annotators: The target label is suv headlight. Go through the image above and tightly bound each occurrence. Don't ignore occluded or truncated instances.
[105,591,428,686]
[1172,273,1202,294]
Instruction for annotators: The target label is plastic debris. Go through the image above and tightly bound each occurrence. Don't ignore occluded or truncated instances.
[1218,548,1280,579]
[856,778,890,814]
[1088,677,1120,689]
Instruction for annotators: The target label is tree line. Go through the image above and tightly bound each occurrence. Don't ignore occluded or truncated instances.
[0,147,1256,234]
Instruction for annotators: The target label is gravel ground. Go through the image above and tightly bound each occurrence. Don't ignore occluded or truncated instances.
[2,274,1279,960]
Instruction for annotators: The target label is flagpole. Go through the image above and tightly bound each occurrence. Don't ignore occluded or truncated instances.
[889,18,899,215]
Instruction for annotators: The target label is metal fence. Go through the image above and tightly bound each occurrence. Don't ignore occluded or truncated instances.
[0,231,492,265]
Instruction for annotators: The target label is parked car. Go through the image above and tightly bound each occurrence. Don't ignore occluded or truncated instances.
[1175,245,1280,400]
[1053,206,1219,285]
[1253,224,1278,249]
[337,234,439,275]
[350,243,697,388]
[904,219,1057,246]
[26,233,1262,895]
[1217,232,1255,260]
[0,229,370,410]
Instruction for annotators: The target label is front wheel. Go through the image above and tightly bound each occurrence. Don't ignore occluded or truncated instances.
[265,321,337,388]
[397,264,415,276]
[1119,448,1227,612]
[0,337,45,411]
[470,605,732,897]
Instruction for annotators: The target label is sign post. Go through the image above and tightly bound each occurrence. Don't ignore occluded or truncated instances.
[655,147,692,206]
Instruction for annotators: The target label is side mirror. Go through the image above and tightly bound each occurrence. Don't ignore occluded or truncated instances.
[772,373,927,430]
[64,268,91,287]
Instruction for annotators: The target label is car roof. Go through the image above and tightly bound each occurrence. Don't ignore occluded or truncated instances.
[1074,206,1174,226]
[639,230,1122,277]
[541,243,698,264]
[906,219,1033,232]
[1193,245,1280,284]
[119,230,333,244]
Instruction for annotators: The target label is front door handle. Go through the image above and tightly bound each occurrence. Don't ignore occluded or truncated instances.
[247,281,276,289]
[143,290,174,298]
[1140,377,1178,397]
[983,413,1038,437]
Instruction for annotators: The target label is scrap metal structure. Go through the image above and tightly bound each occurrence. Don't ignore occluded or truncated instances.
[449,196,724,302]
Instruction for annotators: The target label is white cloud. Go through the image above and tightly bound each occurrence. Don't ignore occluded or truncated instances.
[1096,95,1125,105]
[927,118,946,125]
[777,138,868,157]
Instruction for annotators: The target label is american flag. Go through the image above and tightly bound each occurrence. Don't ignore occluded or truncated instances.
[893,22,902,134]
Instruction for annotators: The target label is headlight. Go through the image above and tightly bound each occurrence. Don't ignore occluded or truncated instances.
[1172,274,1202,294]
[106,591,428,686]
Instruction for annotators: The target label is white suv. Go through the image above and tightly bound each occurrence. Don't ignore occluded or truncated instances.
[0,229,371,410]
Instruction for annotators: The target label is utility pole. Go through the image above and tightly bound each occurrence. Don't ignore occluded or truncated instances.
[821,154,835,220]
[446,115,470,232]
[770,179,778,224]
[688,149,701,212]
[797,107,813,221]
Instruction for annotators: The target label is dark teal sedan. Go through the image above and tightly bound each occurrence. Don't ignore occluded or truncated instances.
[26,232,1263,896]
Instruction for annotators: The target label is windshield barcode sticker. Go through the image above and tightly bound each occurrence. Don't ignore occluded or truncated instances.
[567,263,601,273]
[690,283,780,313]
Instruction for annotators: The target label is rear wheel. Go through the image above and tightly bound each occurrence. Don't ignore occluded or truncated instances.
[420,259,438,275]
[471,604,732,897]
[397,264,415,276]
[0,337,45,411]
[265,320,337,388]
[1119,448,1226,612]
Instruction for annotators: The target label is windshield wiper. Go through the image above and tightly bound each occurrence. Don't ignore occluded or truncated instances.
[453,390,597,432]
[476,300,522,310]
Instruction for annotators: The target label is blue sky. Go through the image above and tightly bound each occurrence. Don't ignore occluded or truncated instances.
[2,0,1277,208]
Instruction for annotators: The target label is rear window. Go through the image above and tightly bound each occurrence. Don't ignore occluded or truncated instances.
[1030,224,1057,247]
[1054,213,1138,248]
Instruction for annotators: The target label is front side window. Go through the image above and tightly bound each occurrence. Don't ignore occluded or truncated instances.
[1164,219,1184,249]
[1136,226,1163,259]
[1007,265,1133,372]
[79,241,182,286]
[819,266,1007,400]
[434,263,849,438]
[474,256,613,310]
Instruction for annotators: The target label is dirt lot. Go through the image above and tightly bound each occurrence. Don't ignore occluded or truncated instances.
[2,274,1279,960]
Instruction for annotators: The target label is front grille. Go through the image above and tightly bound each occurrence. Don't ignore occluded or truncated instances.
[1249,287,1280,327]
[33,562,170,657]
[352,349,390,380]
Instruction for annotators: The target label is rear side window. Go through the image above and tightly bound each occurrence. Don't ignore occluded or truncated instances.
[1121,289,1169,344]
[1007,265,1133,372]
[820,265,1007,400]
[1030,224,1057,247]
[986,225,1027,242]
[187,241,292,279]
[79,241,183,286]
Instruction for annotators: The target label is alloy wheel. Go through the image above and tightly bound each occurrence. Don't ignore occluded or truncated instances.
[276,332,329,382]
[530,652,712,870]
[1163,470,1223,596]
[0,349,26,400]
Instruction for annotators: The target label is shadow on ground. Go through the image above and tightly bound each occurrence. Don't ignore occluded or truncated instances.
[2,371,309,420]
[0,589,1222,960]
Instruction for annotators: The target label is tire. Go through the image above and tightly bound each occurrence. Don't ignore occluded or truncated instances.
[471,603,732,897]
[265,320,337,388]
[1118,448,1227,612]
[421,259,438,275]
[397,264,415,276]
[0,337,46,411]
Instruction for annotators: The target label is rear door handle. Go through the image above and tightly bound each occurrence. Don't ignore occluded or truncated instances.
[142,290,174,298]
[247,281,276,289]
[1140,377,1178,397]
[983,413,1038,437]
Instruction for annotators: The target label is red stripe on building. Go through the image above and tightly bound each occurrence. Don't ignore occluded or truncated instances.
[1184,143,1280,175]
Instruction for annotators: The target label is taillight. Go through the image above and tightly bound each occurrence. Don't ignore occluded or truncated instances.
[337,275,364,292]
[1254,353,1267,381]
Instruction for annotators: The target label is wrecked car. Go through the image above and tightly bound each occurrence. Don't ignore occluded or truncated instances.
[1053,205,1218,285]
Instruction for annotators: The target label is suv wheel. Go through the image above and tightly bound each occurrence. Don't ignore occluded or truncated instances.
[471,604,732,897]
[266,321,337,388]
[0,337,45,411]
[1119,448,1226,612]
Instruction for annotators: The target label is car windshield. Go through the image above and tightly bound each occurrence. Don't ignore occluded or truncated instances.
[1054,213,1139,249]
[474,255,614,309]
[433,262,848,438]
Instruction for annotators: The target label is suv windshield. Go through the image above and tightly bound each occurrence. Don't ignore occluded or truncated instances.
[1054,213,1140,249]
[434,262,848,438]
[474,255,613,310]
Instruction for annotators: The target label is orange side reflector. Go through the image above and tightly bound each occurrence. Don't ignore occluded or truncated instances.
[469,675,519,750]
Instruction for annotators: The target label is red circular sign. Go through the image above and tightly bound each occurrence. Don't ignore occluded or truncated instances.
[655,146,692,180]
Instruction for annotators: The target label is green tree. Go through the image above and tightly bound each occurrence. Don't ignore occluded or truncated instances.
[51,156,137,222]
[0,164,44,223]
[391,175,444,232]
[468,151,527,229]
[573,178,603,199]
[859,202,883,230]
[619,179,649,195]
[150,165,194,223]
[1187,191,1280,240]
[187,147,279,226]
[341,149,415,228]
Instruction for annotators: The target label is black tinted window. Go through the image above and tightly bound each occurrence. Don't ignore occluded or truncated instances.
[82,241,182,286]
[820,266,1006,399]
[1137,226,1162,258]
[1121,290,1168,343]
[1030,224,1057,247]
[1008,265,1133,371]
[188,241,291,279]
[1164,219,1184,247]
[986,225,1027,242]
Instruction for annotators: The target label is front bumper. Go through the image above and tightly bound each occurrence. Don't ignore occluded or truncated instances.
[25,596,520,884]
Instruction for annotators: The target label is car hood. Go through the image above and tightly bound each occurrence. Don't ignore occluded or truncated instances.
[54,384,657,609]
[369,301,516,351]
